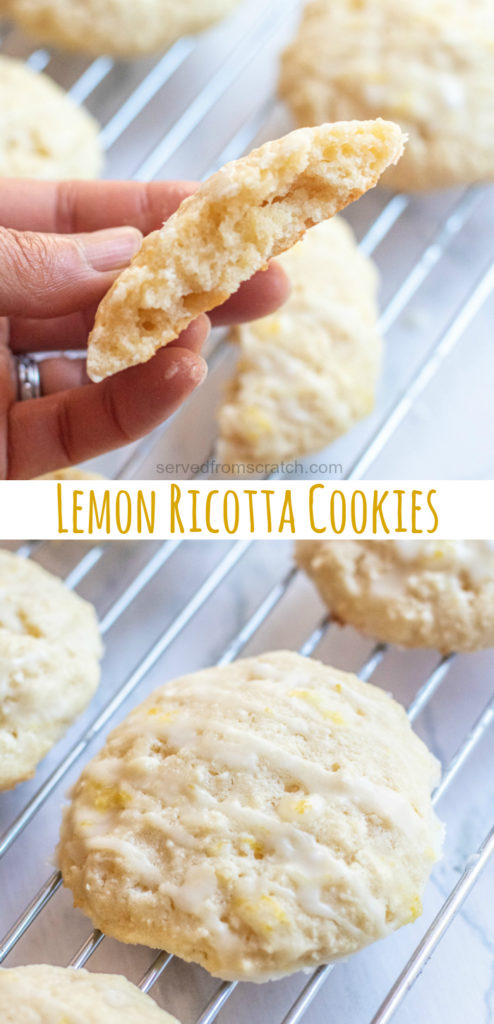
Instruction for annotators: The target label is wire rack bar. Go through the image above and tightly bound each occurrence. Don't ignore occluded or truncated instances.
[13,542,36,559]
[298,617,331,659]
[99,41,195,151]
[358,195,409,257]
[25,49,50,72]
[0,871,62,962]
[407,655,455,724]
[66,928,102,970]
[98,539,181,634]
[134,0,299,182]
[68,930,104,970]
[280,965,335,1024]
[358,642,387,682]
[217,564,298,666]
[378,186,482,335]
[433,694,494,805]
[348,257,494,479]
[68,56,113,104]
[138,951,174,994]
[195,982,238,1024]
[205,95,277,178]
[64,545,105,590]
[370,823,494,1024]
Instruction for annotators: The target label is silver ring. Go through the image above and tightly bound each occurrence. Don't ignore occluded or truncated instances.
[16,356,42,401]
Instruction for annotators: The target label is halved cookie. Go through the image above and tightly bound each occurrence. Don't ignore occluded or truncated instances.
[87,121,404,381]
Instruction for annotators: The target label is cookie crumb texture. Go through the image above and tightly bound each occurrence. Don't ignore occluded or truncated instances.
[0,549,103,790]
[86,120,404,381]
[0,55,102,179]
[217,217,382,467]
[59,651,442,982]
[0,965,180,1023]
[279,0,494,191]
[7,0,241,57]
[296,539,494,652]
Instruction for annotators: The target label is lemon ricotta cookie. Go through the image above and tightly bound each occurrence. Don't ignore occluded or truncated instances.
[7,0,241,57]
[216,217,382,469]
[0,965,180,1023]
[59,650,443,982]
[86,120,404,381]
[0,55,102,179]
[296,540,494,652]
[0,549,103,790]
[279,0,494,192]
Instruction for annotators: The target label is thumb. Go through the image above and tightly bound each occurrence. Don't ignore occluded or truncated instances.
[0,225,142,319]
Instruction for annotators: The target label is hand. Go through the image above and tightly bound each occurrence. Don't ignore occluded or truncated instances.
[0,179,290,479]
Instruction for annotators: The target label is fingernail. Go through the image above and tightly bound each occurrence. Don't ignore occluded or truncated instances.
[191,356,208,387]
[80,227,143,272]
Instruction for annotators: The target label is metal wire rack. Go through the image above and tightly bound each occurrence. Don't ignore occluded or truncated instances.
[2,0,494,480]
[0,538,493,1024]
[1,0,494,1021]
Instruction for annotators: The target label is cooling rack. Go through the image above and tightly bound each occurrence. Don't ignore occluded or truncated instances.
[2,0,494,480]
[1,0,494,1021]
[0,538,493,1024]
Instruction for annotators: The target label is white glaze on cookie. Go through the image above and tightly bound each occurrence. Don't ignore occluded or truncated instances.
[59,651,442,981]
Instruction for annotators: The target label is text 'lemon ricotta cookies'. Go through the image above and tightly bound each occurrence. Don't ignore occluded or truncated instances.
[0,549,103,790]
[86,120,404,382]
[0,55,102,179]
[7,0,241,57]
[216,217,382,470]
[58,651,443,982]
[279,0,494,191]
[296,540,494,652]
[0,965,181,1023]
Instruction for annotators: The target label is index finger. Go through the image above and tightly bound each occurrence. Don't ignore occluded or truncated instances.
[0,179,198,235]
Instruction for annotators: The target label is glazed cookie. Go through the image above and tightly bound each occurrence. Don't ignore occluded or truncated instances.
[0,549,103,789]
[279,0,494,191]
[86,120,404,381]
[296,540,494,652]
[58,651,442,982]
[0,965,180,1023]
[8,0,241,57]
[216,217,382,469]
[0,55,102,179]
